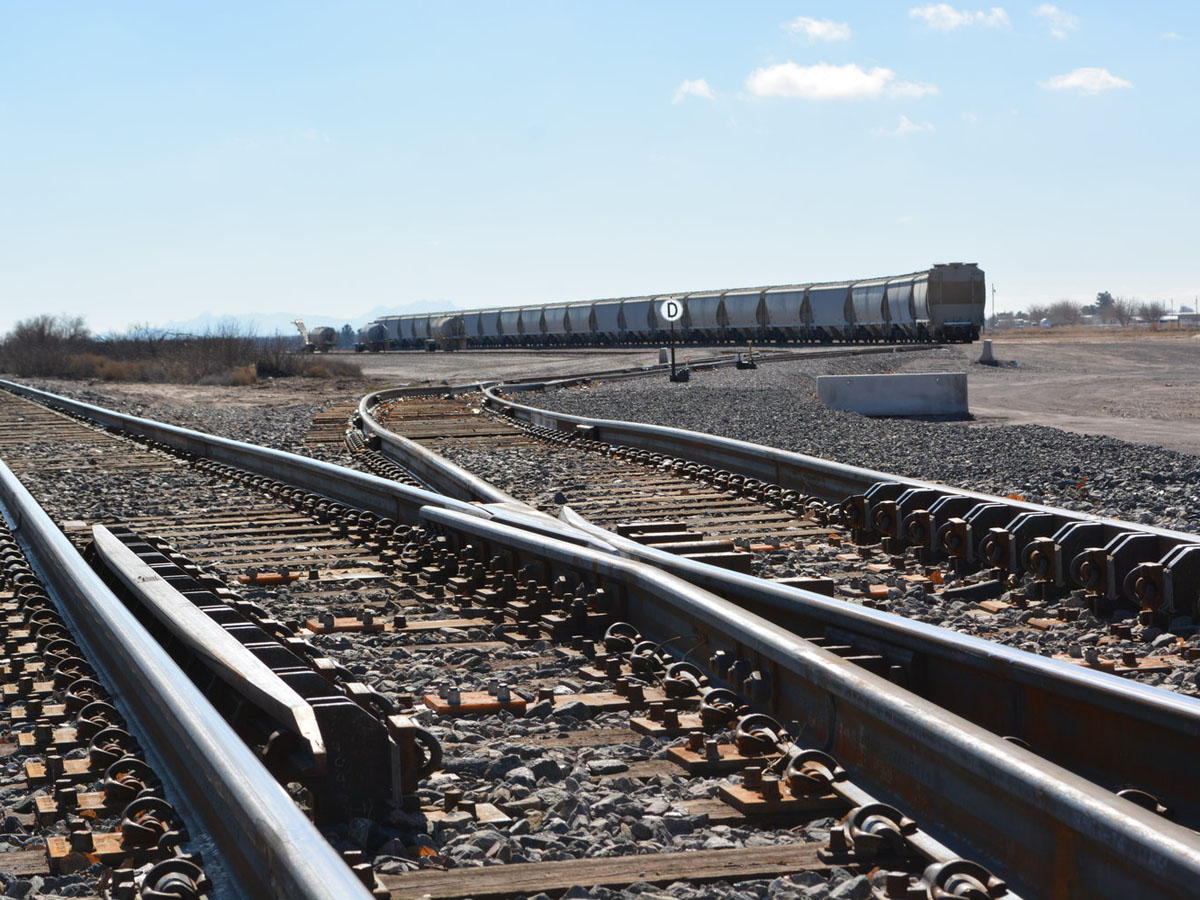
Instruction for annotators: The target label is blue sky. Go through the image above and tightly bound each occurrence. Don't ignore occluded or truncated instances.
[1,2,1196,333]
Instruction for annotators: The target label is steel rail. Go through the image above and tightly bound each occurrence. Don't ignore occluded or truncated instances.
[464,343,945,390]
[357,401,518,505]
[348,344,939,409]
[0,382,615,556]
[558,505,1200,827]
[417,504,1200,900]
[352,382,1200,825]
[93,525,328,770]
[0,462,375,900]
[477,383,1200,547]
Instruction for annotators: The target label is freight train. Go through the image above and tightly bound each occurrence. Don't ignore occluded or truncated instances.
[354,322,388,352]
[370,263,984,350]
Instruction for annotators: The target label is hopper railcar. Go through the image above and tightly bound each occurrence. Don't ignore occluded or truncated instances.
[353,322,387,352]
[372,263,984,350]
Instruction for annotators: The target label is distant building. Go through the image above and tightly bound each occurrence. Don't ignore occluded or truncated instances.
[1160,312,1200,327]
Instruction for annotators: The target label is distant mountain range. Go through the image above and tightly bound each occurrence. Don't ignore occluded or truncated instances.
[145,299,462,337]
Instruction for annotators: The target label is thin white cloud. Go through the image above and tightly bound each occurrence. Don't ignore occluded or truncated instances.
[784,16,851,42]
[1161,31,1182,40]
[1034,4,1079,38]
[873,115,936,136]
[1040,66,1131,95]
[674,78,715,102]
[302,128,330,143]
[889,80,939,98]
[909,4,1009,30]
[745,62,937,101]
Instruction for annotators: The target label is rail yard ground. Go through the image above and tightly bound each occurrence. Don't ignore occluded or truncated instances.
[894,334,1200,454]
[12,333,1200,451]
[3,333,1200,899]
[6,333,1198,532]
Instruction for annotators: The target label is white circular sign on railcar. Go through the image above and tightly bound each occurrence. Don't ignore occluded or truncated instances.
[659,298,684,323]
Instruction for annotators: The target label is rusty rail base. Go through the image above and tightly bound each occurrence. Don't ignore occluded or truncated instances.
[352,378,1200,831]
[0,461,375,900]
[560,504,1200,830]
[418,504,1200,900]
[8,380,1200,896]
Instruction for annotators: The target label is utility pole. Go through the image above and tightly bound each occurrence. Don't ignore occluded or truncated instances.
[991,284,996,330]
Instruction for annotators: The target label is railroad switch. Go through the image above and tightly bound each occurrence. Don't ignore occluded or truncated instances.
[90,525,442,824]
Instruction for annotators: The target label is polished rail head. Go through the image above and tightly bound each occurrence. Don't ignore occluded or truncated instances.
[0,378,488,526]
[479,382,1200,546]
[418,503,1200,900]
[92,524,328,770]
[0,462,375,900]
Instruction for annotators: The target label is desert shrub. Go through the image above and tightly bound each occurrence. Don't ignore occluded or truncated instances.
[230,365,258,386]
[95,359,143,381]
[0,316,359,383]
[278,354,362,379]
[319,358,362,377]
[61,353,106,379]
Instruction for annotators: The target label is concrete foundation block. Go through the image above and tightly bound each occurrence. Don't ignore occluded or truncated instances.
[817,373,968,417]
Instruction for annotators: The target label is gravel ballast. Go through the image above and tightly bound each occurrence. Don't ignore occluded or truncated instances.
[5,358,1200,894]
[0,404,861,900]
[531,348,1200,535]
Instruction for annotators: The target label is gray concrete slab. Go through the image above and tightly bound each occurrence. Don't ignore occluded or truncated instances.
[817,372,968,416]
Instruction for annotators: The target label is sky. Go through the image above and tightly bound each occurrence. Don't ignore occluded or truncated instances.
[1,2,1197,334]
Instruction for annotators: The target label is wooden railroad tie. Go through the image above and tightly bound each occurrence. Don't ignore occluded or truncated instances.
[380,844,847,900]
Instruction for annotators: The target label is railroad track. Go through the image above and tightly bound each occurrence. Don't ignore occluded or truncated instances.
[2,380,1200,899]
[361,388,1200,687]
[366,393,837,570]
[354,384,1200,824]
[0,450,371,896]
[0,505,213,898]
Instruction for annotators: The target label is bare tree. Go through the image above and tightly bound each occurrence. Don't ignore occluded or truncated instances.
[1138,301,1167,323]
[113,323,169,359]
[0,315,93,375]
[1047,300,1082,326]
[1109,297,1137,326]
[7,314,89,345]
[1026,304,1050,323]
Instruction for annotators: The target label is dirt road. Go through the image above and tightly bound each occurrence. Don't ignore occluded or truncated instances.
[897,336,1200,455]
